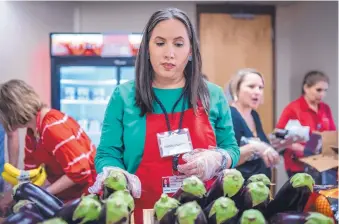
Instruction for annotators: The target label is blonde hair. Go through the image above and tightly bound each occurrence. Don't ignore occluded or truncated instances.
[0,79,45,132]
[225,68,264,103]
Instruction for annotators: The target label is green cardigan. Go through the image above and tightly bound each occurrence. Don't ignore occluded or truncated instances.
[94,81,240,173]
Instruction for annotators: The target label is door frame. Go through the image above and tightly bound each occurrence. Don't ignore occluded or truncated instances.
[196,3,278,192]
[196,3,276,127]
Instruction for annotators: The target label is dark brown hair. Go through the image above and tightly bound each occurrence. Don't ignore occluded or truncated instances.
[135,8,209,116]
[202,74,209,81]
[302,70,329,94]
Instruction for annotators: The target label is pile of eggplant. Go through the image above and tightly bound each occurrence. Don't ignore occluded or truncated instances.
[1,169,336,224]
[153,170,335,224]
[1,170,134,224]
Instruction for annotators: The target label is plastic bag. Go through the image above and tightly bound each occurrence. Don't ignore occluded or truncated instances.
[179,148,224,181]
[304,185,338,223]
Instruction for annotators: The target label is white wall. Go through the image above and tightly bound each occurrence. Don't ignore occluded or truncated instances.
[0,1,75,167]
[77,2,196,33]
[290,1,338,124]
[275,1,338,190]
[276,1,338,123]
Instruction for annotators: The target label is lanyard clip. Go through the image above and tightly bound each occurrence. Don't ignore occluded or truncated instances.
[172,155,179,171]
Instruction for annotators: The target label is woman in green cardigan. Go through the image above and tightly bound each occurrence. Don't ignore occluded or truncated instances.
[92,8,240,223]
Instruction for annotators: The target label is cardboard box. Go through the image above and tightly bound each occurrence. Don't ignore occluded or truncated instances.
[299,131,338,172]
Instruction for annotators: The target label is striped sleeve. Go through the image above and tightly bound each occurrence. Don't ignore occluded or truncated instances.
[42,117,96,184]
[24,132,38,170]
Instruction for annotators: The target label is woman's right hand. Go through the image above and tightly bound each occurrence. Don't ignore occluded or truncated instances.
[88,167,141,199]
[249,141,280,168]
[261,147,280,168]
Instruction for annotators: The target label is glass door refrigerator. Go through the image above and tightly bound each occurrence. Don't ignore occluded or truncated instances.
[50,33,142,146]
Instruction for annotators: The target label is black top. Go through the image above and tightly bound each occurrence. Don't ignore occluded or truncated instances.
[230,106,272,180]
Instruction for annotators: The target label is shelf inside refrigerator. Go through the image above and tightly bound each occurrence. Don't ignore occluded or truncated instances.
[61,99,109,105]
[61,79,117,86]
[59,65,118,147]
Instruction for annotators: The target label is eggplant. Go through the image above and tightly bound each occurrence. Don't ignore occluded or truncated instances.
[69,194,101,224]
[203,197,238,224]
[38,218,68,224]
[103,170,128,199]
[246,174,271,187]
[175,201,208,224]
[264,173,315,219]
[12,200,41,216]
[239,209,267,224]
[206,169,245,207]
[3,210,44,224]
[153,194,180,224]
[12,182,63,219]
[173,176,206,208]
[98,196,131,224]
[55,198,80,223]
[242,181,270,213]
[56,194,102,224]
[269,212,334,224]
[108,190,135,212]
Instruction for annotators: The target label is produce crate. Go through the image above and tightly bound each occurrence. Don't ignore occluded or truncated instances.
[130,209,155,224]
[142,209,154,224]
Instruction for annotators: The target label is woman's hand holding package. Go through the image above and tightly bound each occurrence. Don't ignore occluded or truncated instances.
[249,140,280,168]
[269,126,310,152]
[269,134,305,152]
[177,148,228,181]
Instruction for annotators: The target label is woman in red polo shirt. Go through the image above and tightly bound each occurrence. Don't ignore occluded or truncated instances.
[276,71,336,179]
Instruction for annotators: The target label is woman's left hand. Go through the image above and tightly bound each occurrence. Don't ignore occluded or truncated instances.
[260,147,280,168]
[268,131,306,152]
[177,149,227,181]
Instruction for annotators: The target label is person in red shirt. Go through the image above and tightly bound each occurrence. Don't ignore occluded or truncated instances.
[0,79,97,214]
[275,71,336,179]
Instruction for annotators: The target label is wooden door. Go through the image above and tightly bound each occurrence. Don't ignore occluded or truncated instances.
[199,13,274,134]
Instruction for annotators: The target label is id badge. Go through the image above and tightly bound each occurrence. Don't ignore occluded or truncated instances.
[157,128,193,158]
[162,176,186,194]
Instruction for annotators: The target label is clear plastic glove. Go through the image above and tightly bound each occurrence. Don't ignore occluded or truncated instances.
[248,139,271,154]
[285,120,310,140]
[269,120,310,152]
[269,128,308,152]
[177,148,225,181]
[268,134,303,152]
[260,147,280,168]
[249,139,280,168]
[88,167,141,198]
